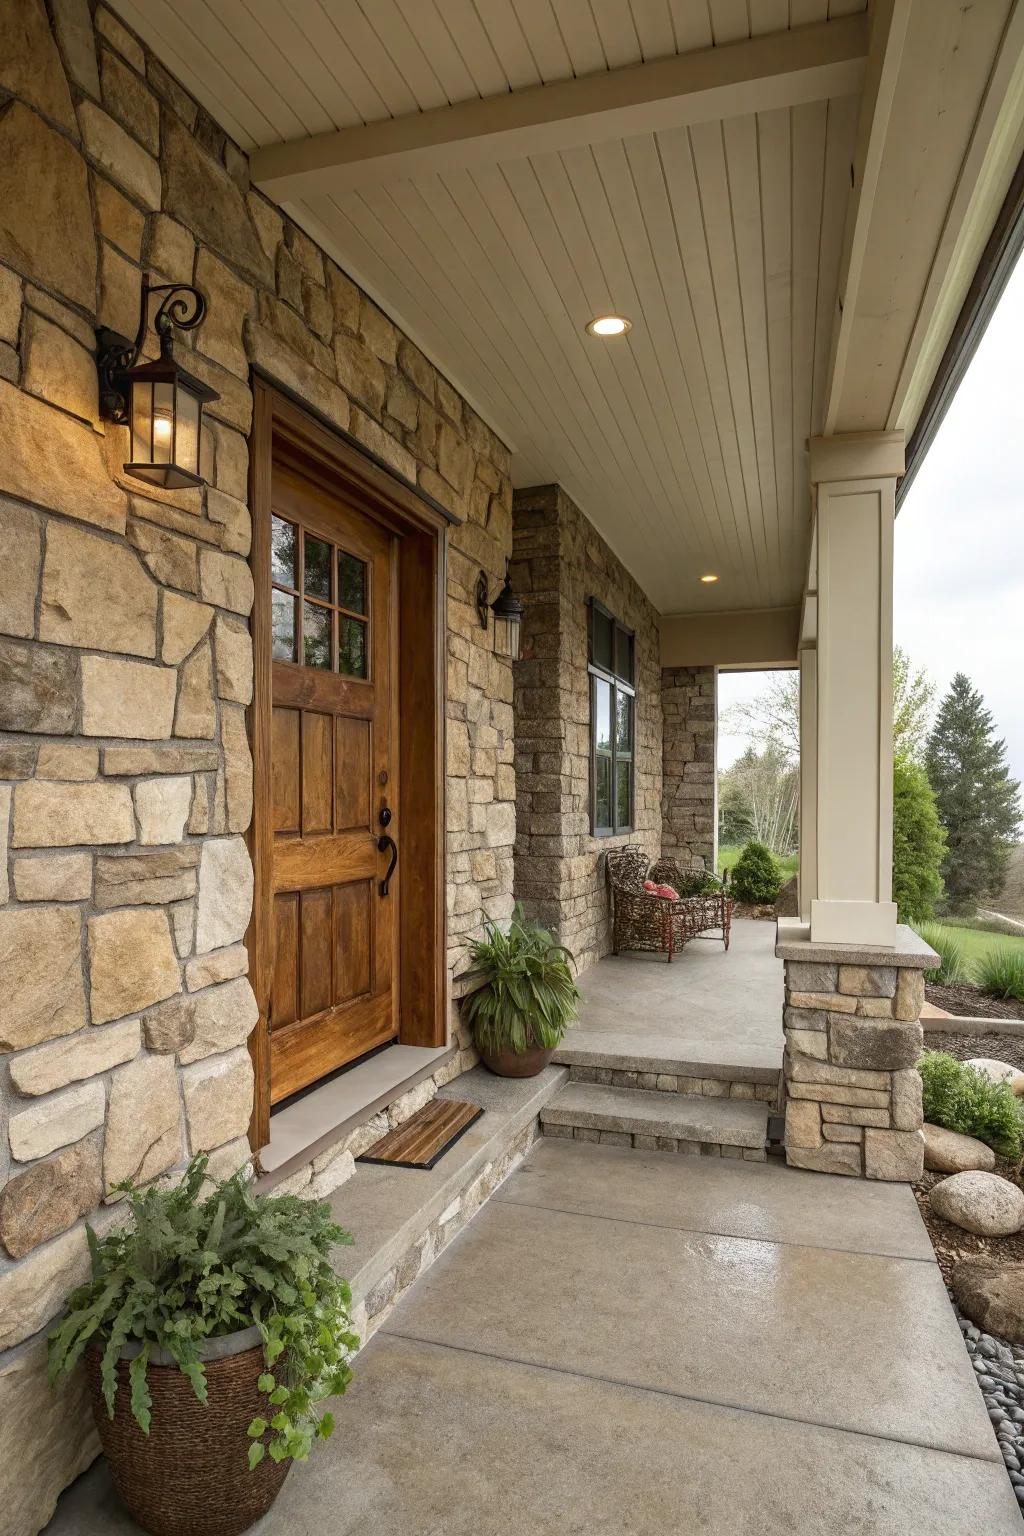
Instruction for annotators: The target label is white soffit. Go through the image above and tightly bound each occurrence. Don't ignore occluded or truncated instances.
[113,0,1020,618]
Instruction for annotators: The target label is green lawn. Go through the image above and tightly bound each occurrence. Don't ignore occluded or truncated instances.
[718,843,799,880]
[929,921,1024,976]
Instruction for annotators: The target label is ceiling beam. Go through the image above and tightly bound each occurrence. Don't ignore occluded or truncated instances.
[821,0,912,437]
[252,15,868,201]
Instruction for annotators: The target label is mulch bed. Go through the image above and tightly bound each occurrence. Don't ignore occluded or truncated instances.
[915,1030,1024,1286]
[926,982,1024,1021]
[925,1030,1024,1072]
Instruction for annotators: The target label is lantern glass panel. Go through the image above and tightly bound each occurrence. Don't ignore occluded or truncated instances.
[131,380,153,465]
[176,383,201,476]
[493,609,521,660]
[152,380,174,465]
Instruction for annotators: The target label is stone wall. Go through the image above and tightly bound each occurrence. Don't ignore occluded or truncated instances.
[0,6,514,1532]
[512,485,662,971]
[661,666,716,870]
[779,927,929,1181]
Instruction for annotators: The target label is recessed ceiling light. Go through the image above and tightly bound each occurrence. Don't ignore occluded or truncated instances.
[586,315,631,337]
[700,573,719,584]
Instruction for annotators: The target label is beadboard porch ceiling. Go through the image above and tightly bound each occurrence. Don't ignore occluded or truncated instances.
[112,1,1023,617]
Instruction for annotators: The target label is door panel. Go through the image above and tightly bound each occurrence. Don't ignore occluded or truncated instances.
[267,459,398,1104]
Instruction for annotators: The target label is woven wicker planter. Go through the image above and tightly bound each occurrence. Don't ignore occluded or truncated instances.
[86,1326,291,1536]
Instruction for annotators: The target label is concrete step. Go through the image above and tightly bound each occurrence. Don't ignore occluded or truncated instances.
[540,1081,769,1160]
[328,1065,568,1324]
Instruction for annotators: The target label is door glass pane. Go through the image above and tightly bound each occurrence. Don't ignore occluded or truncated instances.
[591,607,613,670]
[593,677,612,754]
[595,754,611,831]
[271,590,296,662]
[616,759,632,829]
[338,551,367,614]
[304,533,331,599]
[271,517,296,587]
[303,601,331,669]
[616,691,632,752]
[615,626,634,684]
[339,617,367,678]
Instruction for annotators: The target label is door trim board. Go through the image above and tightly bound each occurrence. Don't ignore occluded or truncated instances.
[247,378,448,1152]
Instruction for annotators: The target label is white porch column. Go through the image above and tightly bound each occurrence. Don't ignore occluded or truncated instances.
[807,431,904,947]
[798,643,817,922]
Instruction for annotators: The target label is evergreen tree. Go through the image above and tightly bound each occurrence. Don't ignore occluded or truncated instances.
[891,754,945,922]
[926,673,1021,912]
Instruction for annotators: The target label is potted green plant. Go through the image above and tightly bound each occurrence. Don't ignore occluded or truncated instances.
[465,905,580,1077]
[48,1156,358,1536]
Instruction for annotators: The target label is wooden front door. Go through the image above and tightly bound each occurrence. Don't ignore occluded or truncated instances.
[266,458,398,1103]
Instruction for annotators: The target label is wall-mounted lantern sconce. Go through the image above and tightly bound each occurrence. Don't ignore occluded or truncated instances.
[97,275,218,490]
[475,560,524,661]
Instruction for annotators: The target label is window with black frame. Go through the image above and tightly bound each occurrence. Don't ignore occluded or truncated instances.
[588,598,635,835]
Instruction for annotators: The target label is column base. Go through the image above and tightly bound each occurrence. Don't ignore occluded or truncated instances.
[776,922,939,1181]
[810,899,898,947]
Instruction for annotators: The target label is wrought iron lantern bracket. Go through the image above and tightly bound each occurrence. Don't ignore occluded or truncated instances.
[96,276,209,425]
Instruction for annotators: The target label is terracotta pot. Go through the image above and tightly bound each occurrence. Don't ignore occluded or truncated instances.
[479,1041,555,1078]
[86,1326,290,1536]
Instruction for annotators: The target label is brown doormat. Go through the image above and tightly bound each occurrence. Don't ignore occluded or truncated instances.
[358,1097,484,1170]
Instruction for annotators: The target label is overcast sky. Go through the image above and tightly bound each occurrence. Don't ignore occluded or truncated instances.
[719,255,1024,784]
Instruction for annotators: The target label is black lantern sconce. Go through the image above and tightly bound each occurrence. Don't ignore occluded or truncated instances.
[97,275,218,490]
[475,560,524,661]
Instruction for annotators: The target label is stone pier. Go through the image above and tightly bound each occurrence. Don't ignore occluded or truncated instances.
[777,921,936,1180]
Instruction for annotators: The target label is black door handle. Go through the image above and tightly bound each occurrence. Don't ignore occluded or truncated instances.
[378,834,398,897]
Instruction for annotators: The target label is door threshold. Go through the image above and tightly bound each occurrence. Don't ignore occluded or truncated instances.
[259,1042,455,1184]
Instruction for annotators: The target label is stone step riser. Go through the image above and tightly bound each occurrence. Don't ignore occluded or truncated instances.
[543,1123,767,1160]
[569,1063,779,1104]
[541,1082,770,1152]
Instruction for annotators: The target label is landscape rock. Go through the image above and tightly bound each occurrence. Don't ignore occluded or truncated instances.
[0,1135,103,1258]
[923,1122,997,1174]
[0,905,86,1050]
[952,1259,1024,1346]
[88,907,181,1023]
[930,1170,1024,1237]
[965,1058,1024,1097]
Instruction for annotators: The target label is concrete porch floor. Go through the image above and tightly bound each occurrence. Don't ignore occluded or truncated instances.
[50,1137,1020,1534]
[555,915,784,1081]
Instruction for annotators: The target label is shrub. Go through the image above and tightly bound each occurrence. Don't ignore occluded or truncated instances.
[918,1051,1024,1159]
[892,754,945,922]
[48,1156,358,1468]
[914,921,969,986]
[465,904,579,1055]
[976,946,1024,1003]
[729,840,782,905]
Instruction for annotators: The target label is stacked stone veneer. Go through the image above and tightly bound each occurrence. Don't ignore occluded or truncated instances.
[0,6,516,1531]
[512,485,662,971]
[661,665,716,870]
[782,950,927,1181]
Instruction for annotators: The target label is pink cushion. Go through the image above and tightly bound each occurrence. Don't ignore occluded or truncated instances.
[656,883,679,900]
[643,879,658,892]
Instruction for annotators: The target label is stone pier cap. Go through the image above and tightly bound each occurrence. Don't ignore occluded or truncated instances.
[776,918,939,971]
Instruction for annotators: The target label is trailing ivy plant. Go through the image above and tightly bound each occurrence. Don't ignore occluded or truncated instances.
[465,903,579,1055]
[48,1156,359,1470]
